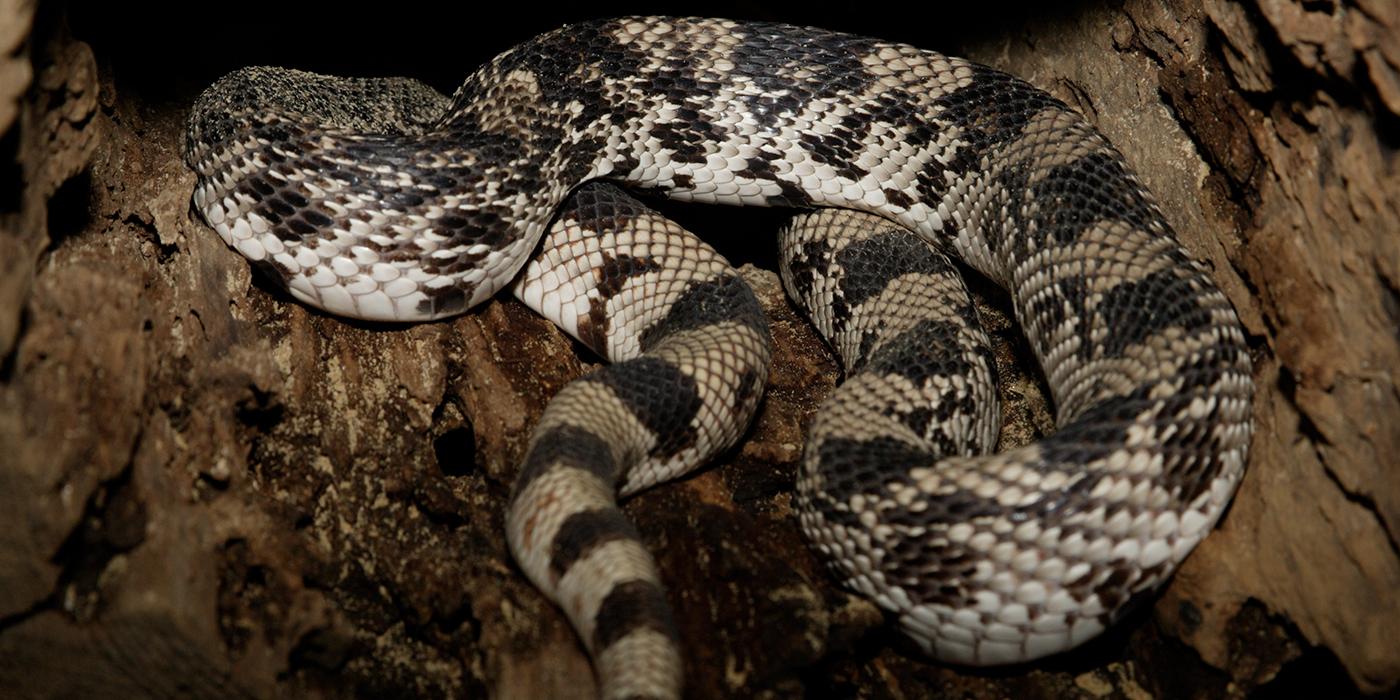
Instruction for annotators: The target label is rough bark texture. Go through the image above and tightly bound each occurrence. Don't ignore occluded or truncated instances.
[1,1,1395,697]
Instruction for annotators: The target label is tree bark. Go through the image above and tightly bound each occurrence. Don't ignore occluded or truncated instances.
[1,1,1395,697]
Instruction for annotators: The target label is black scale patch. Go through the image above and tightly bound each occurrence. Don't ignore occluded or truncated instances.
[812,434,1006,530]
[637,275,768,353]
[592,579,678,651]
[923,64,1063,209]
[576,252,665,356]
[832,230,954,309]
[735,149,812,207]
[1036,152,1160,246]
[863,319,978,381]
[781,236,833,306]
[515,424,620,492]
[586,357,704,460]
[415,283,470,317]
[595,253,664,298]
[1095,267,1214,359]
[726,24,882,131]
[550,508,642,579]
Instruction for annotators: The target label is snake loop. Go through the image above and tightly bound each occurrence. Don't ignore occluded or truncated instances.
[187,17,1253,699]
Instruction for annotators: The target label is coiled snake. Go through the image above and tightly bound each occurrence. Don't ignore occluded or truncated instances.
[185,17,1253,699]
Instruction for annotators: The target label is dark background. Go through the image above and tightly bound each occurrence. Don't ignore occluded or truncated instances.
[70,2,1088,101]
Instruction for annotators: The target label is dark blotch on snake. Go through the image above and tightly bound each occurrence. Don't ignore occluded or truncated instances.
[592,579,678,651]
[586,357,703,459]
[833,229,958,310]
[637,275,767,353]
[550,509,640,579]
[515,424,620,492]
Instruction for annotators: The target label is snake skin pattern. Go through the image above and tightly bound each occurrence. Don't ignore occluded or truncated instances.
[185,16,1254,699]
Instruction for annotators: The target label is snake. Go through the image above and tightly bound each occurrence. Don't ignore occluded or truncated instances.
[185,16,1254,699]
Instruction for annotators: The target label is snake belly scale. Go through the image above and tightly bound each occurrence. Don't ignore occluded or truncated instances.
[185,16,1254,699]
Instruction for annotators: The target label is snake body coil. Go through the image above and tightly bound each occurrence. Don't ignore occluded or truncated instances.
[187,17,1253,699]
